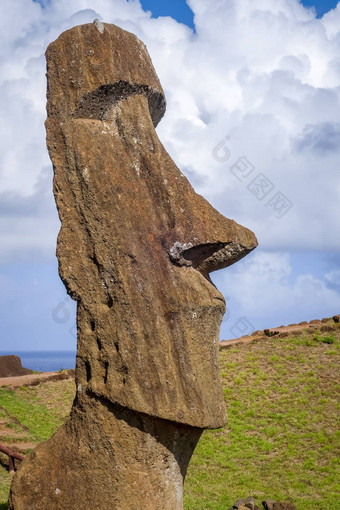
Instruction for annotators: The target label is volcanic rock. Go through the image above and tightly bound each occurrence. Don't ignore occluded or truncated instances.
[9,21,257,509]
[262,500,296,510]
[0,356,31,378]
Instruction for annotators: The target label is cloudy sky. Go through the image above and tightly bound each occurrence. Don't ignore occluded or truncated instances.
[1,0,340,351]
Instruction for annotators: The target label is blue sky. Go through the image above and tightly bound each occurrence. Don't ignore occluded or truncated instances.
[1,0,340,351]
[300,0,340,16]
[140,0,195,28]
[140,0,339,24]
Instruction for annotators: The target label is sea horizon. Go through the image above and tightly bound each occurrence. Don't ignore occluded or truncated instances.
[0,350,76,372]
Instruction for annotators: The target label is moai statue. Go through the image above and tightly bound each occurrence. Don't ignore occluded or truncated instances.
[9,21,257,509]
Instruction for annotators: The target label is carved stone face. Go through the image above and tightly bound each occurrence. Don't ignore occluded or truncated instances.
[46,23,257,428]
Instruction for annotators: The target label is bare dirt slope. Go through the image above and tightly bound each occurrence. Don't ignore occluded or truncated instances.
[0,371,73,389]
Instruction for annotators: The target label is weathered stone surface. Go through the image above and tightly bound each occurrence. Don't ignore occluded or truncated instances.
[9,21,257,509]
[232,497,295,510]
[263,500,296,510]
[0,356,31,378]
[272,503,296,510]
[262,500,276,510]
[9,397,201,509]
[233,496,256,509]
[45,21,256,428]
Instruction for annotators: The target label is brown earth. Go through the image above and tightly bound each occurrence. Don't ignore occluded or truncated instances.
[0,370,75,389]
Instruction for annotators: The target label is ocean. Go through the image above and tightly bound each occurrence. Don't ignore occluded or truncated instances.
[0,351,76,373]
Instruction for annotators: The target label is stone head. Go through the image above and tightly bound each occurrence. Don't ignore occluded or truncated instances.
[46,22,257,428]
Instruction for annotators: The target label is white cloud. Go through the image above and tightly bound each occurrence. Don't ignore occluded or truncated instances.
[1,0,340,258]
[215,250,340,337]
[0,0,339,338]
[321,2,340,38]
[325,269,340,286]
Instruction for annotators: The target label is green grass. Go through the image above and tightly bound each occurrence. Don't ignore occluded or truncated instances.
[0,470,10,510]
[0,378,75,509]
[184,326,340,509]
[0,325,339,509]
[0,388,64,441]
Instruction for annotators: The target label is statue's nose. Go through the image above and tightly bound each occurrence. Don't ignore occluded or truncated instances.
[165,188,258,277]
[169,235,257,276]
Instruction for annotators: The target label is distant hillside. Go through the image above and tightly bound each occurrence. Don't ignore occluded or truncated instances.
[220,314,340,347]
[0,317,339,510]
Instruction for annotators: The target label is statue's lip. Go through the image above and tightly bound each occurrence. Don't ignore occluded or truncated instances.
[212,295,226,305]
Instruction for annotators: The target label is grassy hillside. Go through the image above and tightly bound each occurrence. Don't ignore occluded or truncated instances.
[0,377,75,508]
[1,321,339,509]
[184,321,340,509]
